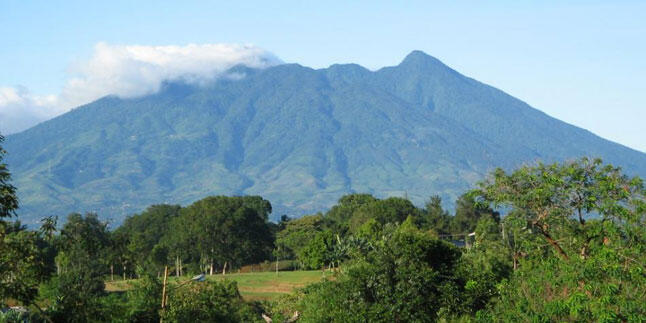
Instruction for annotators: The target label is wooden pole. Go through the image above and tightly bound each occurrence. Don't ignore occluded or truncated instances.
[160,265,168,322]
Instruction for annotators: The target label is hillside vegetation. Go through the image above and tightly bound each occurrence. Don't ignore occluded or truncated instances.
[3,130,646,321]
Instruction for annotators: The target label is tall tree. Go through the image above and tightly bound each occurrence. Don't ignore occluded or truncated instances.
[45,213,111,321]
[325,194,378,234]
[0,134,51,321]
[474,157,645,260]
[0,134,18,219]
[451,193,499,235]
[179,196,274,275]
[420,195,452,235]
[473,158,646,321]
[287,226,463,322]
[348,197,419,232]
[115,204,181,274]
[275,214,324,261]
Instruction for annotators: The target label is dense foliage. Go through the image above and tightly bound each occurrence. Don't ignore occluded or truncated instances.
[473,157,646,321]
[1,146,645,321]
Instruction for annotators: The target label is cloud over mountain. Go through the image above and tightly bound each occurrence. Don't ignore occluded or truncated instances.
[0,86,60,135]
[0,43,281,134]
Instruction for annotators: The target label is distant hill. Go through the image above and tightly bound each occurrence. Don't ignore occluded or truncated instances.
[6,51,646,224]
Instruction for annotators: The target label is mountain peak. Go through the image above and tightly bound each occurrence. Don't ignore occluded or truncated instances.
[400,50,445,68]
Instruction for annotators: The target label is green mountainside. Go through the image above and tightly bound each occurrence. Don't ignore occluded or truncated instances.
[5,51,646,224]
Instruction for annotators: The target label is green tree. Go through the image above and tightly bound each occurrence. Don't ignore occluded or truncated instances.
[124,271,163,322]
[348,197,419,232]
[0,134,18,219]
[474,157,644,260]
[44,213,111,321]
[179,196,274,275]
[114,204,181,275]
[325,194,378,234]
[450,193,499,235]
[0,225,48,308]
[107,229,133,280]
[284,226,463,322]
[474,158,646,321]
[420,195,452,235]
[299,230,336,270]
[0,135,50,320]
[355,218,382,242]
[57,213,110,272]
[275,214,323,261]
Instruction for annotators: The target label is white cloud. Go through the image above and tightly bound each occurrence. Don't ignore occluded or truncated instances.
[0,43,281,135]
[0,87,61,135]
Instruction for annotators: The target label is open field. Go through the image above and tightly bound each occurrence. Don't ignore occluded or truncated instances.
[104,270,329,301]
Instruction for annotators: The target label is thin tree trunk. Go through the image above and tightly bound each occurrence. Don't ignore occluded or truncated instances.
[110,264,114,281]
[161,266,168,311]
[123,264,126,280]
[222,261,228,275]
[175,256,180,277]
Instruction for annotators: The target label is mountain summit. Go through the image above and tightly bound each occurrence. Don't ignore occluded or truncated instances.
[6,51,646,223]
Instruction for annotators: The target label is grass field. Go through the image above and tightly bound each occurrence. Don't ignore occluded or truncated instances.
[105,270,329,301]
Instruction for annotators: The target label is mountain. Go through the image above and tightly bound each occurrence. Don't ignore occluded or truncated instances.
[5,51,646,224]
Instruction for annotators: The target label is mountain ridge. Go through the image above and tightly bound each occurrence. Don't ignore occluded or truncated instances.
[5,51,646,224]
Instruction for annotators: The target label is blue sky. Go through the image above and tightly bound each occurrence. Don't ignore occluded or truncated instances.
[1,1,644,151]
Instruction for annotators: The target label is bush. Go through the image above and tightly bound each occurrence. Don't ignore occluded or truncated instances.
[274,228,464,322]
[161,280,260,323]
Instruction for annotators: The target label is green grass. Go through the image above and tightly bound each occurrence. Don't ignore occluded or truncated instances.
[208,270,328,301]
[105,270,329,301]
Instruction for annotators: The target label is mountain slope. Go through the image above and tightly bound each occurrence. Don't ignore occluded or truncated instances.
[6,51,646,224]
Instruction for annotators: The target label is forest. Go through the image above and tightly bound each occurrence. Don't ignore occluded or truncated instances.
[2,133,646,322]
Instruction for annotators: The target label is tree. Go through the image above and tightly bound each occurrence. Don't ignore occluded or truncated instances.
[348,197,419,232]
[275,214,324,261]
[0,135,50,318]
[163,215,194,277]
[124,271,163,322]
[474,157,645,261]
[57,213,110,272]
[161,280,259,323]
[474,158,646,321]
[420,195,452,235]
[325,194,378,234]
[39,216,58,242]
[0,225,48,308]
[107,229,132,280]
[0,134,18,219]
[44,267,107,323]
[44,213,111,321]
[286,226,463,322]
[451,193,499,235]
[299,230,336,270]
[179,196,274,275]
[114,204,181,275]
